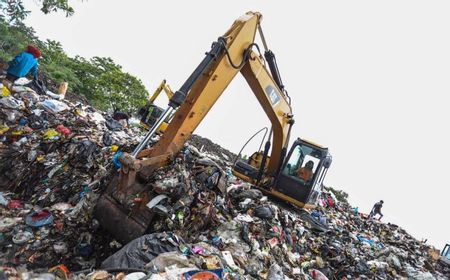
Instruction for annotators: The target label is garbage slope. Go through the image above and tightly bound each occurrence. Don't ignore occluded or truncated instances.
[0,75,449,279]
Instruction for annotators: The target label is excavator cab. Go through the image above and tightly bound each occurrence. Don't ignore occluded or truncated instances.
[139,104,168,133]
[440,244,450,266]
[233,138,331,208]
[442,244,450,259]
[273,138,332,208]
[137,80,174,133]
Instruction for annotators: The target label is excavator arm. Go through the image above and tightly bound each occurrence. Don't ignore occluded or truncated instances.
[148,80,174,103]
[96,12,296,242]
[137,11,293,177]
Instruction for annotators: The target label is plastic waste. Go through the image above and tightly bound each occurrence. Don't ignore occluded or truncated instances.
[1,86,10,97]
[0,96,23,109]
[25,210,54,227]
[14,77,31,86]
[106,117,123,131]
[0,192,8,206]
[69,140,97,170]
[40,99,69,113]
[147,194,169,209]
[89,112,106,123]
[112,151,123,169]
[145,252,193,272]
[12,231,34,244]
[43,129,60,141]
[7,200,22,209]
[183,269,224,280]
[102,132,113,146]
[56,124,71,136]
[53,241,68,254]
[267,264,284,280]
[101,233,179,269]
[254,205,274,219]
[46,90,64,100]
[123,272,147,280]
[0,217,20,232]
[0,124,9,135]
[310,269,329,280]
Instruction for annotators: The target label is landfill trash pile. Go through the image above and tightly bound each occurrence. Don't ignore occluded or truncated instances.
[88,142,449,280]
[1,74,449,279]
[188,134,237,167]
[0,72,145,271]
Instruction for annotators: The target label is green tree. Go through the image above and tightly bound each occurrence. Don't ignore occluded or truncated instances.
[324,185,349,204]
[72,57,148,111]
[0,17,149,113]
[0,0,75,24]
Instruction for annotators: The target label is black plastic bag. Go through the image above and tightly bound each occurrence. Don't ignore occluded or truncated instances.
[102,132,113,146]
[29,78,47,95]
[105,117,123,131]
[254,204,274,219]
[101,233,179,269]
[69,140,98,170]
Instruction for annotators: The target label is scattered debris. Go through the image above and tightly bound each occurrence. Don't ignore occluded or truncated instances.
[0,71,449,279]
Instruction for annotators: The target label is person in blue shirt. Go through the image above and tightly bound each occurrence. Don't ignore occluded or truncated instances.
[3,45,41,88]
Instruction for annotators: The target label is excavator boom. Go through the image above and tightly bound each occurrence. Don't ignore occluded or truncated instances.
[95,12,330,243]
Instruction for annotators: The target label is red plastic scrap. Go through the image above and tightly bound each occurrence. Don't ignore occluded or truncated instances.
[56,124,71,136]
[7,200,22,209]
[29,210,52,221]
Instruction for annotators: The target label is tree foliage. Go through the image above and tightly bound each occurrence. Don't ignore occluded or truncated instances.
[71,57,148,111]
[0,0,74,24]
[324,185,349,204]
[0,18,149,112]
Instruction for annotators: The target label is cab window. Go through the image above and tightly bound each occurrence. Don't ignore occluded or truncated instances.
[283,143,322,184]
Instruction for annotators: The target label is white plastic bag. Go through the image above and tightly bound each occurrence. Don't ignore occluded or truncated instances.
[39,99,69,113]
[14,77,31,86]
[46,90,64,100]
[0,96,24,109]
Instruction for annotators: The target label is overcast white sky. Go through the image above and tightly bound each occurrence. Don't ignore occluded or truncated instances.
[24,1,449,249]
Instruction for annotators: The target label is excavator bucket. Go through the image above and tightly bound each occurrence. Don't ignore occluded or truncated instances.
[94,151,171,243]
[94,172,155,242]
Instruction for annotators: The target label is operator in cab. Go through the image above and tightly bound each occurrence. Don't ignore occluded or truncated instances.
[297,160,314,182]
[3,45,41,89]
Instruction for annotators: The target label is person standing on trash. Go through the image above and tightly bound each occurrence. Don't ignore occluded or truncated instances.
[113,110,130,128]
[369,200,384,220]
[3,45,41,89]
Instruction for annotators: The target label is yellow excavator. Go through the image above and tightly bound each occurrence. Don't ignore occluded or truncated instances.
[137,79,174,134]
[95,12,332,242]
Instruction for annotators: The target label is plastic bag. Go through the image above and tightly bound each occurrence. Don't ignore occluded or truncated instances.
[69,140,98,170]
[101,233,179,269]
[43,129,60,141]
[46,90,64,100]
[254,205,274,219]
[89,112,106,124]
[102,132,113,146]
[25,210,54,227]
[1,86,10,97]
[106,117,123,131]
[29,79,47,95]
[40,99,69,113]
[14,77,31,86]
[145,252,192,272]
[56,124,71,136]
[0,96,23,109]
